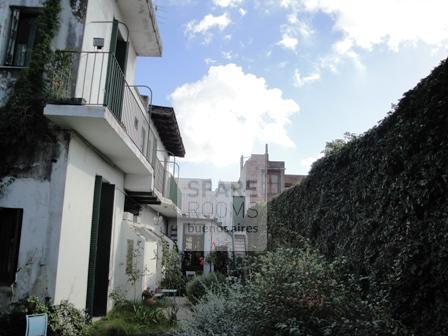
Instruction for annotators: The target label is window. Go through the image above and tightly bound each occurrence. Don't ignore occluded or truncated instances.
[268,173,280,195]
[0,208,23,286]
[4,7,40,67]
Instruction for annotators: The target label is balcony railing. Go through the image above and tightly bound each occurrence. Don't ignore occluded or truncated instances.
[49,50,151,162]
[154,157,182,208]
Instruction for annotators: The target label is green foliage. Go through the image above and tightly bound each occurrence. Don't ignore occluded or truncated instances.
[321,132,357,156]
[0,0,61,179]
[176,247,405,336]
[89,300,173,336]
[161,243,185,294]
[0,296,90,336]
[205,250,229,275]
[268,58,448,335]
[185,273,226,304]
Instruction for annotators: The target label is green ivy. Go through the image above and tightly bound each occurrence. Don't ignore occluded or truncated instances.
[0,0,61,180]
[268,57,448,335]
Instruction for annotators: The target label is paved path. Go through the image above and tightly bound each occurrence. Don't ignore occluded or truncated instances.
[174,296,193,322]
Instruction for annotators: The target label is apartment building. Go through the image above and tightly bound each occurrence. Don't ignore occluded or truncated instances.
[240,145,306,205]
[0,0,184,316]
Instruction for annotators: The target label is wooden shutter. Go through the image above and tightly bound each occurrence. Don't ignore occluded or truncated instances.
[5,8,20,65]
[85,176,103,316]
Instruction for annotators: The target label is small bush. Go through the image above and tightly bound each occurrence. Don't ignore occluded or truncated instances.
[185,273,226,304]
[89,300,173,336]
[161,243,186,295]
[176,247,407,336]
[0,296,90,336]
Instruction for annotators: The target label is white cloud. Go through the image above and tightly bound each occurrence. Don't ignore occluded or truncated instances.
[277,34,299,50]
[170,64,299,166]
[239,8,247,16]
[204,58,217,65]
[293,69,320,87]
[280,0,448,52]
[185,13,231,42]
[300,154,323,172]
[222,50,237,60]
[213,0,243,7]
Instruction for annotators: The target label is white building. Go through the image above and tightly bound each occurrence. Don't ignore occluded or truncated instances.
[0,0,185,317]
[175,178,234,275]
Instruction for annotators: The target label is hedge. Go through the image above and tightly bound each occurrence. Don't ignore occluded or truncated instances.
[267,57,448,335]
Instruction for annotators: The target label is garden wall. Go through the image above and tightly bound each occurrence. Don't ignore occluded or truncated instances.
[268,58,448,335]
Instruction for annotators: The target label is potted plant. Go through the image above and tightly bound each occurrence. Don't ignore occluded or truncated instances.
[142,288,155,306]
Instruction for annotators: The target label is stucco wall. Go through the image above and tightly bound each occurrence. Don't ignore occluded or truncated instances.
[0,139,69,306]
[53,133,125,309]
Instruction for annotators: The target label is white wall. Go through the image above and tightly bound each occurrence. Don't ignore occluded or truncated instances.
[113,206,170,300]
[53,134,125,309]
[0,142,69,306]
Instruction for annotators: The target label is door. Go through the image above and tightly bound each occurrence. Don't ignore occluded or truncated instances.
[86,176,115,317]
[105,19,128,120]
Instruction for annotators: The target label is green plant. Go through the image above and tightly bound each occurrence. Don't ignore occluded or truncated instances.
[161,242,185,294]
[0,0,61,185]
[125,240,149,301]
[176,247,407,336]
[0,296,90,336]
[89,300,173,336]
[185,273,226,304]
[205,251,229,275]
[268,58,448,335]
[142,288,154,300]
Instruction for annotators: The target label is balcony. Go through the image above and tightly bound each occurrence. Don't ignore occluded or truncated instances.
[44,50,153,175]
[147,158,182,217]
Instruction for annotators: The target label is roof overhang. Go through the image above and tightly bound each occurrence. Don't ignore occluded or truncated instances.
[150,105,186,157]
[117,0,162,56]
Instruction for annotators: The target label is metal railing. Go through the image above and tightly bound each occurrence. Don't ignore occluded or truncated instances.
[49,51,182,209]
[153,157,182,208]
[49,50,151,161]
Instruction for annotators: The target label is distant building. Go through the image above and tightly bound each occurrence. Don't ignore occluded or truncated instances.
[240,145,306,205]
[175,178,233,275]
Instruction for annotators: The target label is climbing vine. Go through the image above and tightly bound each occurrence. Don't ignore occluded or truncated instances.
[0,0,61,183]
[268,58,448,335]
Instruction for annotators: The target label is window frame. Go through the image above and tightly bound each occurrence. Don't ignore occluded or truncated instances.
[4,6,42,67]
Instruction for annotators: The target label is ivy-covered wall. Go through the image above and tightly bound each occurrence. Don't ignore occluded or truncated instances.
[0,0,86,183]
[268,57,448,335]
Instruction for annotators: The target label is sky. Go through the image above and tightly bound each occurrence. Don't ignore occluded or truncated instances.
[136,0,448,184]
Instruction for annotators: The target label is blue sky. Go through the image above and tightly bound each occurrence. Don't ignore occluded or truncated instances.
[136,0,448,183]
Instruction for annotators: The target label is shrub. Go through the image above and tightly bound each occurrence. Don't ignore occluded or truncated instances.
[267,58,448,335]
[0,296,90,336]
[174,285,252,336]
[161,243,185,295]
[176,247,407,336]
[89,300,172,336]
[185,273,226,304]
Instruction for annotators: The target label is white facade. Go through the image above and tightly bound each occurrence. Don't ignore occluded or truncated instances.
[0,0,183,315]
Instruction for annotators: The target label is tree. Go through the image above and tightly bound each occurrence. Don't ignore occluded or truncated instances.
[322,132,357,156]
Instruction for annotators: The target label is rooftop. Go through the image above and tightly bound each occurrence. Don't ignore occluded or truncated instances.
[150,105,186,157]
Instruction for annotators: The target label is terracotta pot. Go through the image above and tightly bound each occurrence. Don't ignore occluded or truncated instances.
[143,297,156,306]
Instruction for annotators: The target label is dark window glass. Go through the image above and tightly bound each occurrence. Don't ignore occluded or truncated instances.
[5,7,40,67]
[0,208,23,286]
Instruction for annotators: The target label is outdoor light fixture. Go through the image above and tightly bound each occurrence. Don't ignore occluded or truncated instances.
[93,37,104,50]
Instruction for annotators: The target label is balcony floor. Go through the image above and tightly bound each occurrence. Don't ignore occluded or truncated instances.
[44,104,152,175]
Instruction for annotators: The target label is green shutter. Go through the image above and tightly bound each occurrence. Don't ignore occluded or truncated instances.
[5,8,20,65]
[85,176,102,316]
[104,19,119,110]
